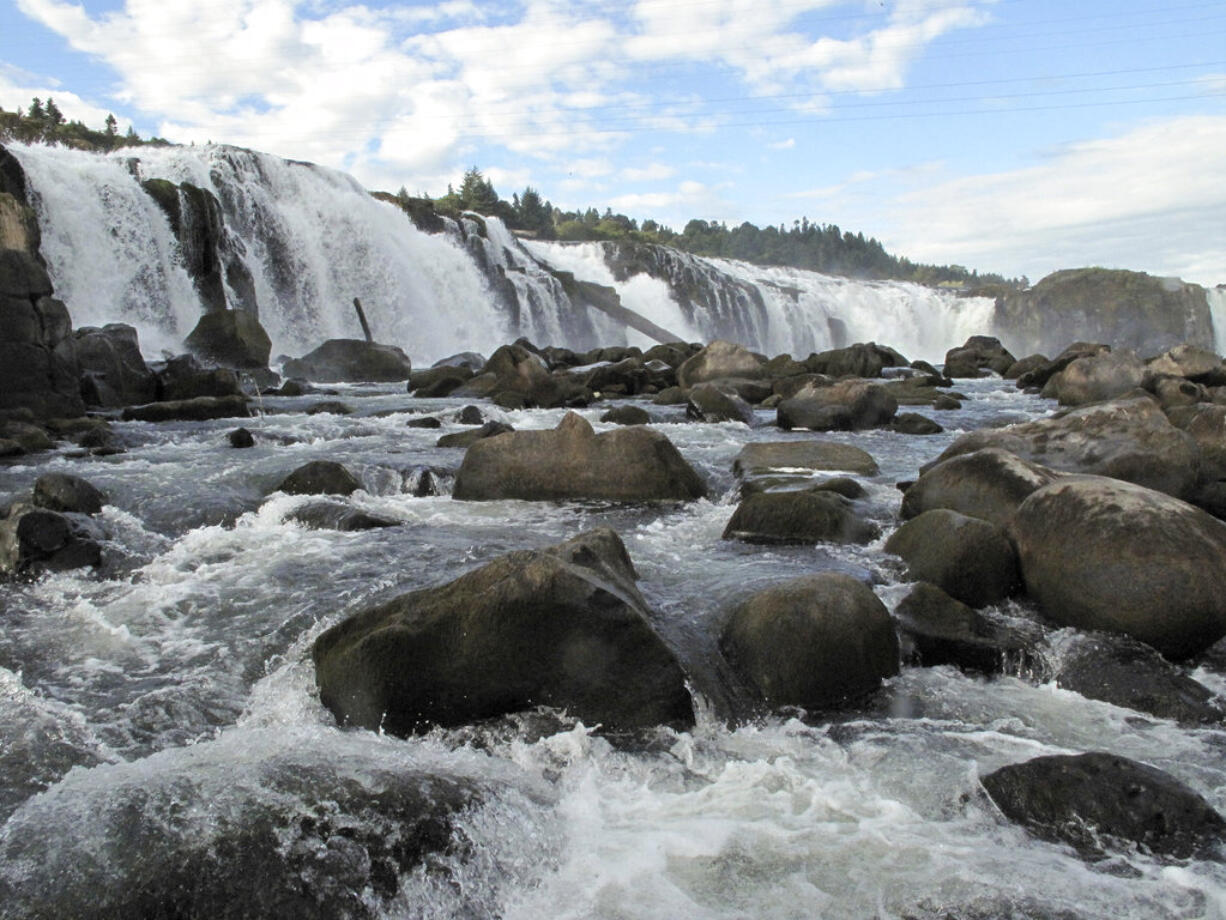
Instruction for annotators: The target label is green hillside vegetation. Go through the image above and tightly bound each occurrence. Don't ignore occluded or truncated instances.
[411,166,1019,288]
[0,98,169,151]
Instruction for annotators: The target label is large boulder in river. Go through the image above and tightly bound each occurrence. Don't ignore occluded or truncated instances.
[0,505,103,578]
[685,382,755,424]
[457,343,584,409]
[121,394,250,423]
[805,342,906,379]
[901,448,1059,528]
[75,323,157,408]
[722,491,877,545]
[777,379,897,431]
[943,335,1016,378]
[981,752,1225,859]
[32,473,106,516]
[677,340,764,389]
[452,412,707,502]
[885,509,1019,608]
[1010,475,1226,659]
[0,248,83,419]
[720,573,899,711]
[1042,348,1145,406]
[282,339,411,383]
[994,268,1214,358]
[183,309,272,369]
[922,395,1201,500]
[312,528,694,734]
[155,354,243,401]
[895,583,1042,676]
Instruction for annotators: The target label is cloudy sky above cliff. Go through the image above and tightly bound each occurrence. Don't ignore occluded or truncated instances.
[1,0,1223,284]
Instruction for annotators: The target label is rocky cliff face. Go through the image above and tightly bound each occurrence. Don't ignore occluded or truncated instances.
[994,268,1213,358]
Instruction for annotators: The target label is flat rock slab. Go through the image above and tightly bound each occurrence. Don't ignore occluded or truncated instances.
[733,440,879,477]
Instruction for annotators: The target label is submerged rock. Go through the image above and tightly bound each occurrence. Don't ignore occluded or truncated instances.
[722,491,877,545]
[121,394,251,423]
[1011,475,1226,659]
[285,500,398,531]
[436,420,513,448]
[733,440,879,477]
[895,583,1043,676]
[720,573,899,711]
[981,751,1225,859]
[31,473,106,516]
[600,405,651,426]
[275,460,362,497]
[452,412,706,502]
[313,529,695,734]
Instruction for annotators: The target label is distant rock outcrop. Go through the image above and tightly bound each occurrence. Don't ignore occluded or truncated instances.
[994,268,1213,358]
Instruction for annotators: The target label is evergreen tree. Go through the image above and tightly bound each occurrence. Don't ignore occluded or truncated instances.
[104,114,118,137]
[44,98,64,125]
[28,98,44,121]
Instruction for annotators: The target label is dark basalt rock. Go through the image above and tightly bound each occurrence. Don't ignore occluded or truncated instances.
[275,460,362,497]
[943,335,1016,378]
[1011,475,1226,659]
[685,382,755,424]
[155,354,243,402]
[895,582,1043,676]
[1052,633,1225,726]
[452,412,706,502]
[75,323,157,408]
[408,364,473,397]
[890,412,944,435]
[455,405,485,425]
[405,415,442,429]
[0,741,501,920]
[722,490,878,545]
[0,506,102,578]
[313,528,695,735]
[600,405,651,426]
[804,342,907,379]
[183,310,272,369]
[32,473,106,516]
[121,395,251,423]
[720,573,899,711]
[981,751,1225,859]
[285,500,398,531]
[282,339,412,383]
[436,420,513,449]
[885,509,1019,608]
[228,427,255,448]
[304,400,353,416]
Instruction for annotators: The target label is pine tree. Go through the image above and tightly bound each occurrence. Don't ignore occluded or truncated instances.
[104,114,118,137]
[28,98,44,121]
[44,98,64,125]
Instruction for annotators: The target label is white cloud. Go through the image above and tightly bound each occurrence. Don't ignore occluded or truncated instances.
[768,137,795,150]
[620,163,676,181]
[886,115,1226,285]
[0,67,119,128]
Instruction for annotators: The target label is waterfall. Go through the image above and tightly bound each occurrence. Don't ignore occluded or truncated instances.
[1209,286,1226,356]
[10,140,996,366]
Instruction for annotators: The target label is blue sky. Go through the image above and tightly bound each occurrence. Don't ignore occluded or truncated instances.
[2,0,1224,284]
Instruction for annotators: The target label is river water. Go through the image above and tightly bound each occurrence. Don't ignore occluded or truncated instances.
[2,377,1224,919]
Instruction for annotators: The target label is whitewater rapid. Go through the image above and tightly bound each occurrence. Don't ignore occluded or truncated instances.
[2,379,1224,918]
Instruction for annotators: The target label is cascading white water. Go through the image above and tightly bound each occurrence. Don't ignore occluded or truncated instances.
[11,145,203,356]
[11,143,515,364]
[1209,286,1226,356]
[527,239,995,362]
[12,139,998,366]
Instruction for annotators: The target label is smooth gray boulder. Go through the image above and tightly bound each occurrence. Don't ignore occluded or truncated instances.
[1010,475,1226,659]
[452,412,706,502]
[777,379,897,431]
[32,473,106,516]
[720,573,899,711]
[685,382,755,424]
[1043,349,1145,406]
[901,447,1059,528]
[921,396,1201,500]
[885,509,1019,608]
[677,340,764,389]
[312,529,694,734]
